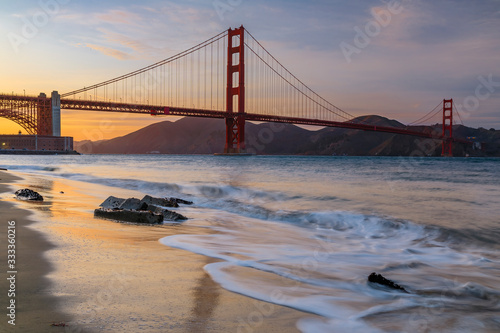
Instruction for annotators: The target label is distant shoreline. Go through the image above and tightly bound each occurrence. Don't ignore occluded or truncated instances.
[0,150,79,155]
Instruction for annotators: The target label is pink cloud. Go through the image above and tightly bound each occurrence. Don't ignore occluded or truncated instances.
[95,9,142,26]
[85,43,132,60]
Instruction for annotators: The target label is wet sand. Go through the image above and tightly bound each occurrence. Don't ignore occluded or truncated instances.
[0,171,68,332]
[0,170,308,332]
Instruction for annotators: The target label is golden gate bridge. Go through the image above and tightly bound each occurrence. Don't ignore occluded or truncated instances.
[0,26,468,156]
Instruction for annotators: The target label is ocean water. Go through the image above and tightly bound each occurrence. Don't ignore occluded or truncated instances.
[2,155,500,332]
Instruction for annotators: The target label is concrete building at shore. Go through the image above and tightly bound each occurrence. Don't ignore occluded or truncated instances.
[0,134,73,152]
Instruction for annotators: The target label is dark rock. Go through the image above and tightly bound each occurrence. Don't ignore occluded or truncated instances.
[145,204,163,214]
[145,204,188,222]
[15,188,43,201]
[99,196,126,209]
[167,197,193,205]
[368,272,408,293]
[96,194,189,224]
[94,208,163,224]
[161,209,188,222]
[119,198,148,211]
[140,195,179,208]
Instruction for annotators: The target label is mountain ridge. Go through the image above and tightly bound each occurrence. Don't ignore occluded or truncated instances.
[75,116,500,156]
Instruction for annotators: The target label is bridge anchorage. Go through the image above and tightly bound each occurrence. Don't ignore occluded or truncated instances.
[1,25,467,156]
[0,91,60,136]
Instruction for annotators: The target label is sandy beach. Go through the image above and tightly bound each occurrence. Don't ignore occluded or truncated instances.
[0,171,68,332]
[0,170,308,332]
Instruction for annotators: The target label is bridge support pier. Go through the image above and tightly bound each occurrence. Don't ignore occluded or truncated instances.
[224,26,246,154]
[441,99,453,157]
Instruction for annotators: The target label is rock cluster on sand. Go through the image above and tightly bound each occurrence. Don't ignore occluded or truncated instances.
[14,188,44,201]
[94,195,192,224]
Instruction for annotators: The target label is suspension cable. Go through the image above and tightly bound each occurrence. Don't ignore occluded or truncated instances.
[407,101,443,126]
[62,30,228,98]
[453,102,464,125]
[245,30,355,121]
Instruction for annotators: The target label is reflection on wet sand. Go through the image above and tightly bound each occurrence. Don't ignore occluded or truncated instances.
[186,259,221,333]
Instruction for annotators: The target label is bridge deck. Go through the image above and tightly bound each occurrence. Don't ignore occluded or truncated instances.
[60,98,466,142]
[0,95,469,145]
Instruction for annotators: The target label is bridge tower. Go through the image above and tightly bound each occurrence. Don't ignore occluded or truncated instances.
[441,99,453,157]
[224,26,246,154]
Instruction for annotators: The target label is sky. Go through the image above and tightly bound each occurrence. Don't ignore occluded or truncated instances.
[1,0,499,140]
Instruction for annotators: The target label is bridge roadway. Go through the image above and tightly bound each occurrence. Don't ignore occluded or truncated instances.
[60,98,467,143]
[0,94,469,144]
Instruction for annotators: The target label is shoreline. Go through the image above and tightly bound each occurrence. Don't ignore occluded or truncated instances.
[1,170,308,332]
[0,150,79,155]
[0,171,69,332]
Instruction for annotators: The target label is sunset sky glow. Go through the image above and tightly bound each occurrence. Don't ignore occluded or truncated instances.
[1,0,499,140]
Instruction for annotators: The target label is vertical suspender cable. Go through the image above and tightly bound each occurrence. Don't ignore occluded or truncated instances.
[216,39,219,110]
[204,45,207,109]
[211,42,213,109]
[198,49,200,108]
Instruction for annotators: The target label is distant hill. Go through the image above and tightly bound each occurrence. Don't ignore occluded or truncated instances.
[75,116,500,156]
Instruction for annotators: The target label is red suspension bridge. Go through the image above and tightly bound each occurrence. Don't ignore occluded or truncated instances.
[0,26,468,156]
